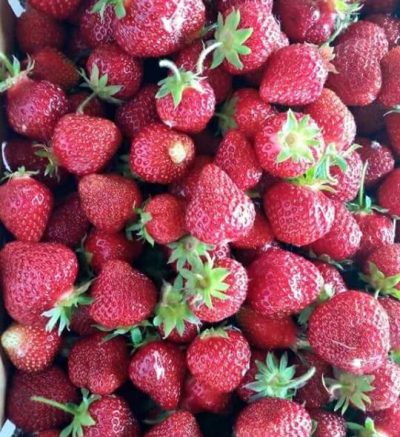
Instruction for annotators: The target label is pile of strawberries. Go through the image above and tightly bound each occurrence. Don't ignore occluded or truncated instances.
[1,0,400,435]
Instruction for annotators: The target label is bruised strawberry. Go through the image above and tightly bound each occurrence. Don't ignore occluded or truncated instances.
[378,169,400,216]
[378,47,400,107]
[144,411,201,437]
[310,410,346,437]
[29,0,82,20]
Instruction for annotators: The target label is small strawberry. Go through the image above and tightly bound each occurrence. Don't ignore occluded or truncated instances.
[313,261,348,294]
[130,123,195,184]
[379,297,400,352]
[310,410,346,437]
[144,411,202,437]
[366,14,400,49]
[29,0,82,20]
[378,169,400,216]
[1,323,61,373]
[378,47,400,107]
[68,91,106,117]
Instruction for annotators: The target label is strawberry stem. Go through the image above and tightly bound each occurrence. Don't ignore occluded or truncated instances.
[126,208,154,246]
[196,42,222,75]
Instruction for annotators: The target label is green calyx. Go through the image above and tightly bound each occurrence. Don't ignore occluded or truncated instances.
[0,53,34,93]
[168,235,215,272]
[1,166,38,182]
[32,389,99,437]
[199,326,230,340]
[216,95,238,134]
[91,0,126,19]
[348,418,381,437]
[298,284,335,325]
[43,282,93,335]
[360,262,400,300]
[390,349,400,365]
[126,208,154,246]
[328,1,362,44]
[211,10,253,70]
[245,352,316,401]
[34,144,60,180]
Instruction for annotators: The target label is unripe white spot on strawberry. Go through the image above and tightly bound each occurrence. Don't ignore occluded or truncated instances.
[169,142,188,164]
[1,330,22,352]
[153,351,166,381]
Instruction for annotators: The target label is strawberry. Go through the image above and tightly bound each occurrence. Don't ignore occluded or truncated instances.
[260,44,328,106]
[130,123,195,184]
[234,398,312,437]
[378,169,400,216]
[144,411,202,437]
[310,410,346,437]
[313,261,348,295]
[68,91,106,117]
[115,84,159,140]
[1,323,61,373]
[52,114,122,176]
[185,164,255,245]
[236,305,298,350]
[308,290,390,374]
[79,173,142,233]
[385,112,400,157]
[378,47,400,107]
[264,181,335,246]
[247,248,322,316]
[86,43,143,101]
[7,366,78,433]
[351,101,387,136]
[215,130,262,190]
[89,260,157,330]
[366,14,400,49]
[68,332,129,395]
[16,8,65,54]
[186,327,251,393]
[29,0,82,20]
[379,297,400,352]
[34,431,60,437]
[303,88,356,152]
[216,0,273,13]
[129,340,186,410]
[70,304,97,336]
[236,349,266,402]
[370,399,400,436]
[0,168,53,242]
[255,110,325,179]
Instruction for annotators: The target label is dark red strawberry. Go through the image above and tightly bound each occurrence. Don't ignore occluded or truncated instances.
[378,169,400,216]
[68,91,106,117]
[351,101,387,136]
[29,0,82,19]
[144,411,201,437]
[70,304,97,336]
[378,47,400,107]
[310,410,346,437]
[34,431,60,437]
[366,14,400,49]
[379,297,400,352]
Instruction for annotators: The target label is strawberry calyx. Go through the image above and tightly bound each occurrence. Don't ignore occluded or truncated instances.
[168,235,215,271]
[390,349,400,365]
[126,207,154,245]
[199,326,231,340]
[34,144,61,180]
[360,262,400,299]
[1,166,38,182]
[216,95,238,134]
[327,1,362,44]
[0,53,34,93]
[32,388,99,437]
[347,418,381,437]
[298,283,336,325]
[245,352,316,401]
[91,0,126,19]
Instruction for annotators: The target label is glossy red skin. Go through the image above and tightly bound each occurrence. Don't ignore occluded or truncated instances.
[187,329,251,393]
[115,85,159,139]
[260,44,328,106]
[386,113,400,156]
[264,182,335,247]
[130,123,195,184]
[366,14,400,49]
[247,248,322,317]
[84,229,142,273]
[1,323,61,373]
[129,341,186,410]
[35,431,60,437]
[79,173,142,233]
[16,8,65,54]
[365,244,400,287]
[0,241,78,327]
[53,114,121,176]
[215,130,262,191]
[7,78,68,142]
[89,260,157,329]
[144,411,201,437]
[351,101,387,136]
[304,88,356,151]
[70,305,97,336]
[185,164,255,245]
[216,0,272,13]
[30,0,81,19]
[113,0,205,57]
[379,297,400,350]
[309,291,390,374]
[68,91,106,117]
[7,367,79,433]
[44,193,90,248]
[378,169,400,216]
[68,333,129,396]
[237,350,266,403]
[313,261,348,294]
[87,44,143,101]
[235,398,312,437]
[309,410,346,437]
[371,398,400,436]
[378,47,400,108]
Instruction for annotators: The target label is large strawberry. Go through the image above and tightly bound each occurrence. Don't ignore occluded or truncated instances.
[29,0,82,19]
[378,47,400,108]
[144,411,202,437]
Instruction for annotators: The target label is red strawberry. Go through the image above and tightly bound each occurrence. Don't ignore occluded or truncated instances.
[379,297,400,351]
[79,173,142,233]
[70,304,97,336]
[215,130,262,190]
[186,327,251,393]
[260,44,328,106]
[144,411,201,437]
[185,164,255,245]
[216,0,273,13]
[264,181,335,246]
[130,123,195,184]
[234,398,312,437]
[371,399,400,436]
[0,169,53,242]
[52,114,122,176]
[89,260,157,330]
[351,101,387,136]
[313,261,348,295]
[115,84,159,140]
[378,169,400,216]
[7,366,78,433]
[68,332,129,395]
[385,112,400,157]
[378,47,400,107]
[68,91,106,117]
[310,410,346,437]
[86,43,143,101]
[129,340,186,410]
[34,431,60,437]
[1,323,61,373]
[29,0,82,19]
[309,290,390,374]
[366,14,400,49]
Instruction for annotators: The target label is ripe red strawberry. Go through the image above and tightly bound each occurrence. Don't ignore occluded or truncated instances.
[260,44,328,106]
[70,304,97,336]
[378,169,400,216]
[79,173,142,233]
[86,43,143,101]
[34,431,59,437]
[313,261,348,295]
[366,14,400,49]
[309,290,390,374]
[130,123,195,184]
[89,260,157,330]
[68,91,106,117]
[52,114,122,176]
[216,0,273,13]
[215,130,262,190]
[379,297,400,351]
[310,410,346,437]
[185,164,255,245]
[29,0,82,19]
[0,169,53,242]
[303,88,356,151]
[16,8,65,54]
[7,366,78,433]
[129,340,186,410]
[351,101,387,136]
[115,84,159,139]
[68,332,129,395]
[378,47,400,107]
[264,181,335,246]
[234,398,312,437]
[144,411,201,437]
[385,112,400,157]
[366,360,400,411]
[1,323,61,373]
[186,327,250,393]
[255,110,325,178]
[371,399,400,436]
